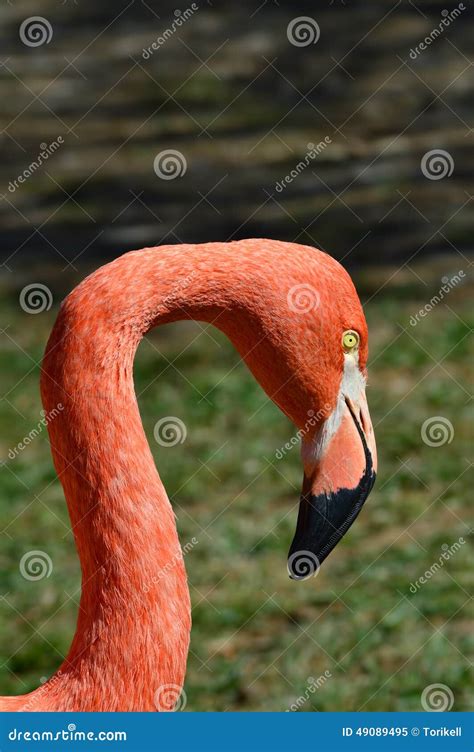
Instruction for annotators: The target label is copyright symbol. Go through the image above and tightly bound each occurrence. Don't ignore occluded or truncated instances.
[411,727,420,736]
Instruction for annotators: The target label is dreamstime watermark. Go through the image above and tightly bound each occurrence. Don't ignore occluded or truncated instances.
[287,550,321,580]
[421,416,454,447]
[142,4,199,59]
[162,271,197,308]
[19,16,53,47]
[421,683,454,711]
[275,406,330,459]
[153,416,187,446]
[275,138,332,193]
[6,404,64,461]
[154,683,187,711]
[153,149,187,180]
[421,149,454,180]
[19,550,53,581]
[409,270,465,326]
[409,4,466,60]
[21,670,64,711]
[143,537,198,593]
[8,726,127,743]
[19,283,53,314]
[287,17,320,47]
[287,283,320,314]
[7,137,64,193]
[286,671,332,711]
[409,537,465,593]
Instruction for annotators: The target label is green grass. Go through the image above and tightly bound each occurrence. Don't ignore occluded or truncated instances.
[0,258,472,711]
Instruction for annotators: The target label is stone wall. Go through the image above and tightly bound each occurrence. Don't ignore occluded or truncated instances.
[0,0,472,269]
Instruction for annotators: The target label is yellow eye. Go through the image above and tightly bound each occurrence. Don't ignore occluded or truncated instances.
[342,330,360,351]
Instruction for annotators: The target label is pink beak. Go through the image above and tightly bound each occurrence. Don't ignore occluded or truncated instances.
[288,389,377,579]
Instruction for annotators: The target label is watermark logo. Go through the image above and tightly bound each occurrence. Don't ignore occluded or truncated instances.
[275,406,330,460]
[409,4,466,59]
[142,4,199,58]
[421,149,454,180]
[287,550,321,580]
[19,284,53,314]
[421,683,454,711]
[8,723,126,742]
[19,550,53,581]
[143,537,198,593]
[19,17,53,47]
[286,671,332,711]
[7,404,64,461]
[287,283,320,314]
[162,271,197,308]
[287,17,320,47]
[409,537,465,593]
[409,270,465,326]
[21,670,64,711]
[7,137,64,193]
[153,150,187,180]
[153,417,187,446]
[275,138,332,193]
[154,684,187,711]
[421,416,454,447]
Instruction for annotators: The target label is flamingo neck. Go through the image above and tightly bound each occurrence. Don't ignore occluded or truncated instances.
[31,240,345,711]
[39,264,196,711]
[35,242,285,711]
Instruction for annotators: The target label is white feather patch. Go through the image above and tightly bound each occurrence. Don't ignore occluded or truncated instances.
[302,353,366,465]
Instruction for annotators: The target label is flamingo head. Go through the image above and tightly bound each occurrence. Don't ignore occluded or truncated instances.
[271,254,378,580]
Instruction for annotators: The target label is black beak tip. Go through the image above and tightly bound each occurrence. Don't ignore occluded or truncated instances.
[287,549,322,581]
[287,461,376,579]
[287,403,376,579]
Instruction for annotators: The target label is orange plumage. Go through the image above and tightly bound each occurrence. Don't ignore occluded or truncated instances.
[1,239,376,711]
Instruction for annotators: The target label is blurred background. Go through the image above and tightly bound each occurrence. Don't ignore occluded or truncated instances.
[0,0,472,711]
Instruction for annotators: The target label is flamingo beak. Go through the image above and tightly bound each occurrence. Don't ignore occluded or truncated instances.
[288,387,377,580]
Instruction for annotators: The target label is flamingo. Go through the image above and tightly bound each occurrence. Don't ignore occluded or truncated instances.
[1,239,376,711]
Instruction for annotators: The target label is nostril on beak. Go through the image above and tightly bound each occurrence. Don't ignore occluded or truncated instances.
[347,396,368,436]
[359,405,369,435]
